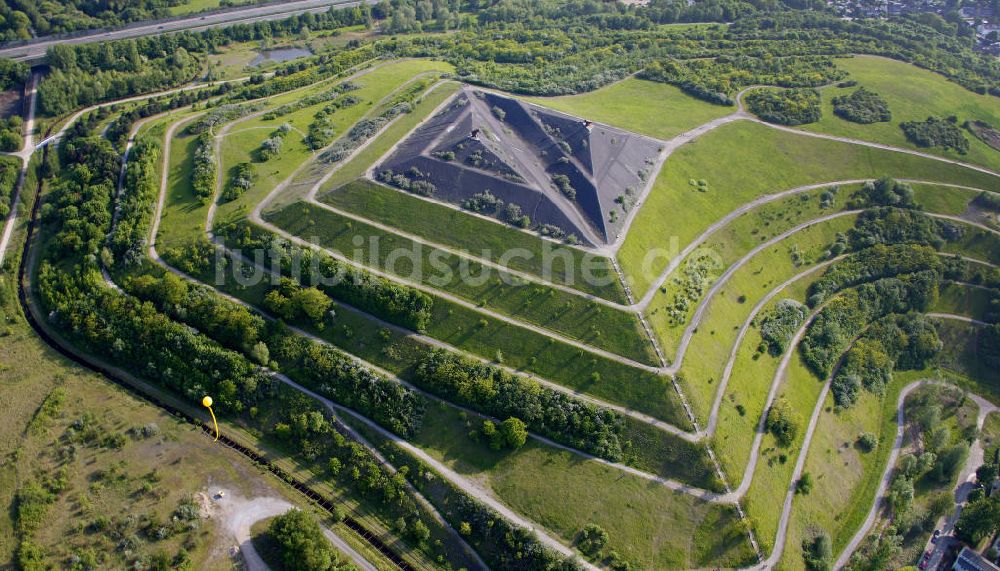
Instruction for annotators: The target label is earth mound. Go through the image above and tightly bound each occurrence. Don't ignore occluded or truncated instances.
[373,86,662,246]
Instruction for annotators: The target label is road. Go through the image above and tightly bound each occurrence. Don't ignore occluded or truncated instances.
[0,0,374,62]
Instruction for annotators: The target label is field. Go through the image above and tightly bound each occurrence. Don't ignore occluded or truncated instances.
[526,77,733,140]
[803,55,1000,173]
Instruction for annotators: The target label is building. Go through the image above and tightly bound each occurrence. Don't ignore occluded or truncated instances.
[953,547,1000,571]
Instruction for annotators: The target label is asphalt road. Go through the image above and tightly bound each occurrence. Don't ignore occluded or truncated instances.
[0,0,373,62]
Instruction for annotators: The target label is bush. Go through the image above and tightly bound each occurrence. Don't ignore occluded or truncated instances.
[223,162,256,202]
[900,116,969,154]
[191,132,216,202]
[576,523,609,557]
[766,397,800,447]
[832,87,891,124]
[759,299,807,356]
[857,432,877,452]
[802,531,832,571]
[745,88,821,125]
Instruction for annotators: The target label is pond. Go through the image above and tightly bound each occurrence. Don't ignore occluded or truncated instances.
[250,46,313,67]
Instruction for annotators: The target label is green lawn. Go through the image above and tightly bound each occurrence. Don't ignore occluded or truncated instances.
[934,282,994,319]
[803,55,1000,174]
[266,201,657,364]
[618,120,1000,296]
[525,77,733,141]
[319,180,628,303]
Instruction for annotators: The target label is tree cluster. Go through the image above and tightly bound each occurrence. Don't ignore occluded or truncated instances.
[223,162,256,202]
[745,88,822,125]
[900,116,970,154]
[108,136,160,267]
[264,509,357,571]
[0,156,19,219]
[831,313,941,407]
[832,87,892,124]
[758,298,807,356]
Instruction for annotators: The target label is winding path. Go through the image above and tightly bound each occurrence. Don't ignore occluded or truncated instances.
[0,73,37,270]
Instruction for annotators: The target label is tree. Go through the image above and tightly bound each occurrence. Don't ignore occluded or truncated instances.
[976,463,998,487]
[499,417,528,449]
[888,476,914,516]
[266,509,352,571]
[796,473,813,495]
[802,531,832,571]
[954,495,1000,544]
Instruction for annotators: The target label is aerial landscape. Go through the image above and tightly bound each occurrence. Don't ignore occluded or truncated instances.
[0,0,997,570]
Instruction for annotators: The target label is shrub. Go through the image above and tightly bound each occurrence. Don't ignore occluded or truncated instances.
[857,432,877,452]
[576,523,609,556]
[802,531,832,571]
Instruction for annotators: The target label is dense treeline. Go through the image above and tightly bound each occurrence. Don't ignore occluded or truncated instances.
[0,57,28,89]
[830,313,941,407]
[191,132,216,202]
[832,87,891,124]
[0,114,22,151]
[0,156,18,218]
[270,331,425,438]
[220,221,434,331]
[108,136,159,267]
[30,0,1000,122]
[1,0,178,39]
[900,116,970,153]
[744,88,821,125]
[413,349,626,461]
[37,126,462,568]
[801,269,939,377]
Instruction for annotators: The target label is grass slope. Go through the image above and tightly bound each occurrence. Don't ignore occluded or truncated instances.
[619,120,1000,296]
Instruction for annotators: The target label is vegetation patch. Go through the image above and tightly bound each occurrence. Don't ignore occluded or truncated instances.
[832,87,892,124]
[899,116,970,154]
[745,88,822,126]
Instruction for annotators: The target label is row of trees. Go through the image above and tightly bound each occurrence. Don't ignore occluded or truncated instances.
[108,137,160,267]
[413,349,626,461]
[220,221,435,331]
[0,156,19,219]
[191,132,216,202]
[305,95,361,150]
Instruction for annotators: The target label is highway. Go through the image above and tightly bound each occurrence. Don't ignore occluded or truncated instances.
[0,0,372,62]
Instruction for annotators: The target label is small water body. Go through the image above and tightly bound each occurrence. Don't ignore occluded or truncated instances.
[250,47,312,67]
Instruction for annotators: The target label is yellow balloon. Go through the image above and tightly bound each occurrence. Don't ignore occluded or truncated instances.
[202,396,213,408]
